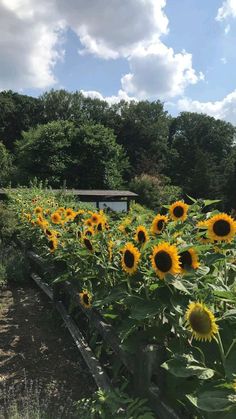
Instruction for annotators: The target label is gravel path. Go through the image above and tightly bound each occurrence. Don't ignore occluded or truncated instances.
[0,282,95,417]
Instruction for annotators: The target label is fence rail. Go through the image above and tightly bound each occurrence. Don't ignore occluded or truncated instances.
[26,249,182,419]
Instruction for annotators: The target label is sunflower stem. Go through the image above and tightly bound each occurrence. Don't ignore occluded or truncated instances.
[144,280,150,300]
[216,332,226,376]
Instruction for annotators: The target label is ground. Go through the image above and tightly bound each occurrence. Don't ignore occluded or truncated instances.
[0,282,95,418]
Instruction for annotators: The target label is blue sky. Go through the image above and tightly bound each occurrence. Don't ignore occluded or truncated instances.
[1,0,236,123]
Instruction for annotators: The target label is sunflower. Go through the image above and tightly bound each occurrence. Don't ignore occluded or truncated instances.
[135,225,149,245]
[65,208,75,219]
[121,242,141,275]
[84,227,94,236]
[90,213,100,224]
[34,206,43,215]
[83,237,93,252]
[51,212,62,224]
[179,248,199,273]
[48,237,58,253]
[45,228,53,237]
[151,215,168,234]
[169,201,189,222]
[207,213,236,242]
[84,218,93,227]
[185,302,218,342]
[79,291,92,309]
[151,242,180,279]
[97,221,105,232]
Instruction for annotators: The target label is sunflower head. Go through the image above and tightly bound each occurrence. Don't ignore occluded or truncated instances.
[34,206,43,215]
[79,290,92,309]
[84,218,93,227]
[207,213,236,242]
[151,215,168,234]
[179,248,199,273]
[48,237,58,253]
[121,242,141,275]
[185,302,218,341]
[51,212,62,224]
[151,242,180,279]
[84,227,94,237]
[135,225,149,245]
[91,213,100,224]
[65,208,75,219]
[83,236,93,252]
[169,201,189,222]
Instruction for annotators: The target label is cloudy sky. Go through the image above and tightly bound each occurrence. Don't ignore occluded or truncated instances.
[1,0,236,123]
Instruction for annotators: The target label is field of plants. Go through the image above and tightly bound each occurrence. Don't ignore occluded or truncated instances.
[4,187,236,418]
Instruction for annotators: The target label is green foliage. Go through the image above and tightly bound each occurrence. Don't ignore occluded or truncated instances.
[15,121,128,189]
[0,141,13,186]
[76,388,155,419]
[130,173,182,211]
[168,112,236,208]
[0,90,42,150]
[15,120,77,186]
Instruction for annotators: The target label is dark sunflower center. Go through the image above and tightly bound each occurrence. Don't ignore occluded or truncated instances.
[83,294,90,305]
[157,220,164,231]
[46,229,52,236]
[173,206,184,218]
[213,220,231,236]
[48,240,54,250]
[97,223,102,231]
[154,251,172,272]
[189,310,211,334]
[84,238,93,251]
[180,251,192,268]
[86,230,92,236]
[124,250,135,268]
[138,230,146,243]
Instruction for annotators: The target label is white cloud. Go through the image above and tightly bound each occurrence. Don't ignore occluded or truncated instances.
[0,0,202,100]
[57,0,169,59]
[216,0,236,21]
[221,57,227,64]
[0,0,65,90]
[178,90,236,124]
[121,42,204,100]
[81,89,136,105]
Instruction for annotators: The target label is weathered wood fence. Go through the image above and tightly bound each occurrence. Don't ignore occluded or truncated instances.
[25,249,182,419]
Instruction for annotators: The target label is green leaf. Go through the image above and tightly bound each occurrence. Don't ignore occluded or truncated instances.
[162,354,215,380]
[203,199,221,207]
[186,388,236,412]
[128,298,160,320]
[204,253,225,266]
[166,275,190,294]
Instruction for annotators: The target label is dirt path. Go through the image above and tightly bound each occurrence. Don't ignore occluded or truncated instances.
[0,282,95,417]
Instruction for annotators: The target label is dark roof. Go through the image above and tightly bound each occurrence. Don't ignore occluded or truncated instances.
[0,188,138,198]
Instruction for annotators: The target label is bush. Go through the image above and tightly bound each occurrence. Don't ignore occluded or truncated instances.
[129,173,182,211]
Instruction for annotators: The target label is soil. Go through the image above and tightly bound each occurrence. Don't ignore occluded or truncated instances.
[0,281,96,417]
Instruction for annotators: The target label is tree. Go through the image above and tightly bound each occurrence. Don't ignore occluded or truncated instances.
[15,121,77,186]
[110,100,171,179]
[0,141,13,186]
[15,121,129,189]
[67,124,129,188]
[130,173,182,211]
[168,112,236,204]
[0,90,42,150]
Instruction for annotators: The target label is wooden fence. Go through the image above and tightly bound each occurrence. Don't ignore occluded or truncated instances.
[26,249,182,419]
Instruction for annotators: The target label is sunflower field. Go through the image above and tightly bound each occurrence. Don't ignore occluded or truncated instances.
[5,187,236,418]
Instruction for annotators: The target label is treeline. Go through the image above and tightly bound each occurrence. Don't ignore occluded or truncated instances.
[0,89,236,210]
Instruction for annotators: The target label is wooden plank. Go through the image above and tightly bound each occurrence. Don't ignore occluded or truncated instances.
[56,301,111,391]
[64,282,135,373]
[31,272,111,392]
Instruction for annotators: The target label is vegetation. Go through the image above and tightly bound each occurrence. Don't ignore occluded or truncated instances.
[4,186,236,418]
[0,89,236,210]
